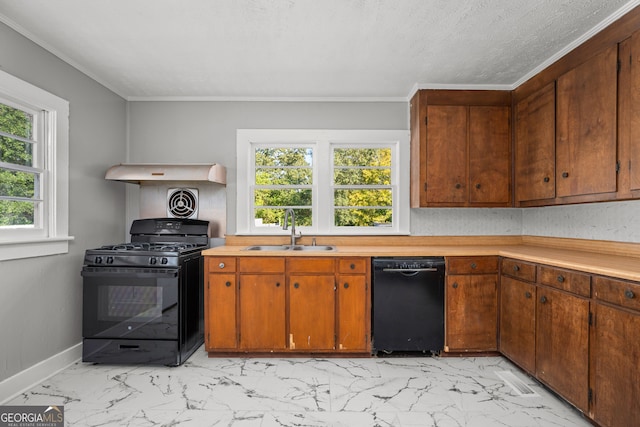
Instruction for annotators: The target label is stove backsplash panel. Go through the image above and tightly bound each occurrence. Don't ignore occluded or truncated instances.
[138,182,226,238]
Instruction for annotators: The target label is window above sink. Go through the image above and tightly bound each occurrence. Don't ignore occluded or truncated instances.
[236,129,410,236]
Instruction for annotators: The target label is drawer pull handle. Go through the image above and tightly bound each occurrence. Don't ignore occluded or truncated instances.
[344,283,349,289]
[513,265,520,272]
[471,263,477,270]
[218,262,225,269]
[452,282,459,289]
[525,291,532,299]
[540,296,548,304]
[225,281,231,287]
[350,263,356,270]
[625,289,635,299]
[557,275,565,283]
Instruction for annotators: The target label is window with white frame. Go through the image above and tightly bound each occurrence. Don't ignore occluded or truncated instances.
[0,69,71,260]
[237,129,409,235]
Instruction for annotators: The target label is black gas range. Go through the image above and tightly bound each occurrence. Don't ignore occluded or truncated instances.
[81,218,209,366]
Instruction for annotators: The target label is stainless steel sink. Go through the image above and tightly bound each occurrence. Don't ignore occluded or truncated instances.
[243,245,336,251]
[243,245,291,251]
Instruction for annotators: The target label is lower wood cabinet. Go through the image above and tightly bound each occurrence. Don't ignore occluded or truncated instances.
[445,256,498,352]
[591,276,640,427]
[499,275,536,373]
[205,255,370,355]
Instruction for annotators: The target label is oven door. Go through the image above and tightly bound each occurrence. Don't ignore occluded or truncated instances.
[82,267,179,340]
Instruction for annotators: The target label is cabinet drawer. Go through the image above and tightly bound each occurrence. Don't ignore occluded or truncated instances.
[207,257,236,273]
[288,257,335,273]
[594,276,640,311]
[538,266,590,297]
[338,258,368,274]
[501,258,536,282]
[238,257,285,273]
[447,256,498,274]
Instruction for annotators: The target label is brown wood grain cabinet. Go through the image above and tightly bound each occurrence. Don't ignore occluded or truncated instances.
[556,45,618,200]
[409,90,511,207]
[499,259,537,373]
[514,82,556,205]
[204,255,370,355]
[445,256,498,352]
[591,276,640,427]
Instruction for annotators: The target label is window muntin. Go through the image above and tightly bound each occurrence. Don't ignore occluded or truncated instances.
[238,129,409,235]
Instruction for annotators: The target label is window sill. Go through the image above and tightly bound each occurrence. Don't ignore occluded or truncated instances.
[0,236,75,261]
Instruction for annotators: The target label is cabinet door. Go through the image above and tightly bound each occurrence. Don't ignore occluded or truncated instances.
[515,82,556,203]
[337,274,368,351]
[469,106,510,205]
[239,274,286,350]
[592,302,640,427]
[205,274,237,350]
[499,277,536,373]
[425,105,468,204]
[536,286,590,411]
[446,274,497,351]
[630,30,640,192]
[556,45,618,198]
[289,275,336,350]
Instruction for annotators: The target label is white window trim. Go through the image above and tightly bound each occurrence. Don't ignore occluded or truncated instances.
[237,129,410,235]
[0,69,72,260]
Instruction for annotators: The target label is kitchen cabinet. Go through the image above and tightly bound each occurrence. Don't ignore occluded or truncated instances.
[204,255,371,355]
[288,258,336,350]
[409,90,511,208]
[591,276,640,427]
[499,259,537,373]
[205,257,238,350]
[445,256,498,352]
[238,258,286,350]
[514,82,556,205]
[556,45,618,200]
[336,258,370,351]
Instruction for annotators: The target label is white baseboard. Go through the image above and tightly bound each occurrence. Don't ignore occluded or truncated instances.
[0,342,82,404]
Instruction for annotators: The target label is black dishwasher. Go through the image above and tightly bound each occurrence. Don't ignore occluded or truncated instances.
[372,257,445,355]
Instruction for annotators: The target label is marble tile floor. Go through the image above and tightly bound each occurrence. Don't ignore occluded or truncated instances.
[4,346,592,427]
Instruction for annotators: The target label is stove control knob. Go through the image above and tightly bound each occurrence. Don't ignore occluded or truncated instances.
[106,257,114,264]
[95,256,103,264]
[161,258,168,265]
[149,257,158,265]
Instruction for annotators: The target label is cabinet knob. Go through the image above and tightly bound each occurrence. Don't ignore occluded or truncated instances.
[276,282,281,287]
[294,283,299,289]
[543,177,550,183]
[513,265,520,272]
[562,172,569,178]
[350,263,356,270]
[557,275,565,283]
[470,263,477,269]
[540,296,548,304]
[344,283,349,289]
[525,291,532,299]
[452,282,459,289]
[218,262,225,269]
[475,183,481,189]
[625,289,635,299]
[455,183,461,189]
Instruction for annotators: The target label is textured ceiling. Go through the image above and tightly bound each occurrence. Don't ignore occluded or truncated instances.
[0,0,638,100]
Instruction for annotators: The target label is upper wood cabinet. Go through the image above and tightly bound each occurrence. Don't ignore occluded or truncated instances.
[556,45,618,199]
[514,82,556,205]
[410,90,511,208]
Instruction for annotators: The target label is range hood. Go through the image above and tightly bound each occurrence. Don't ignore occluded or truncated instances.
[105,163,226,185]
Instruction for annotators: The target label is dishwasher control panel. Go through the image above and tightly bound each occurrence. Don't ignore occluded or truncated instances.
[373,257,445,271]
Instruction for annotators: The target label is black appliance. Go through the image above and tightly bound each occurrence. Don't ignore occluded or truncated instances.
[82,218,209,366]
[372,257,445,354]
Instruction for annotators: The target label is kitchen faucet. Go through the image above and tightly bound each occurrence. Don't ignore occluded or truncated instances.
[282,208,301,246]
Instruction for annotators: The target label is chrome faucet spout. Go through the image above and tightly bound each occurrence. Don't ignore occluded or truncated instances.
[283,208,301,246]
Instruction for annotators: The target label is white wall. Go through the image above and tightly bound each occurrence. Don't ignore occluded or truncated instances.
[0,23,127,383]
